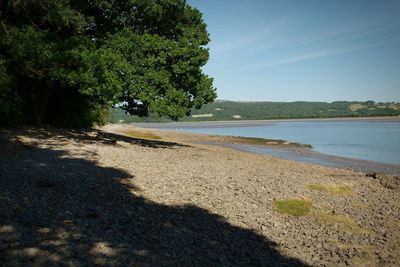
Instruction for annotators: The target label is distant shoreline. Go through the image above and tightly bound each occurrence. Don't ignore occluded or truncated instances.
[143,115,400,125]
[109,100,400,124]
[135,116,400,129]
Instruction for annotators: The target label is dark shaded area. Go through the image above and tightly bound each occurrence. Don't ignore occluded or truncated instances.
[43,89,107,127]
[4,127,186,149]
[0,130,308,266]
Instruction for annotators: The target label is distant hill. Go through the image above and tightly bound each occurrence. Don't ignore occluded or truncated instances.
[108,100,400,123]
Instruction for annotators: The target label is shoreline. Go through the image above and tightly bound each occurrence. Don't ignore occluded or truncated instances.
[128,122,400,174]
[106,124,400,175]
[136,115,400,127]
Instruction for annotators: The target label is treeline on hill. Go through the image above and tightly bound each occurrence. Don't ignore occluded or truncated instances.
[0,0,216,127]
[108,100,400,123]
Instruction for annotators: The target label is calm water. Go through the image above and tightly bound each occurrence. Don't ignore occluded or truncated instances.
[140,119,400,166]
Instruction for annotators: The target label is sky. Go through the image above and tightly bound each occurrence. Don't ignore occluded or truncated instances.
[187,0,400,102]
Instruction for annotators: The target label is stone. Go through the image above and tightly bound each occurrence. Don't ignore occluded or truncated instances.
[23,247,44,258]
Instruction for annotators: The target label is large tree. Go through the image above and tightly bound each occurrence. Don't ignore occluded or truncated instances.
[0,0,216,126]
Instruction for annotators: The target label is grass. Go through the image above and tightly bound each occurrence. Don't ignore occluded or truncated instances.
[318,213,372,234]
[319,213,355,225]
[308,183,355,195]
[274,198,312,216]
[121,130,161,140]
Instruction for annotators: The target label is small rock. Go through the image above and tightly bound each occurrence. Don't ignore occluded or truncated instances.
[378,228,387,237]
[23,247,43,258]
[0,225,15,234]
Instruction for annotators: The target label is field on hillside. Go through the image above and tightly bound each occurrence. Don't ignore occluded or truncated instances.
[108,100,400,123]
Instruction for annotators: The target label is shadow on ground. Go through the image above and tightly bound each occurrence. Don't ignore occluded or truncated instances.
[11,127,186,148]
[0,129,308,266]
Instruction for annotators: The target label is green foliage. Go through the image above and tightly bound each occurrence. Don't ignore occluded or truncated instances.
[0,0,216,126]
[317,213,371,234]
[108,100,400,123]
[274,199,312,216]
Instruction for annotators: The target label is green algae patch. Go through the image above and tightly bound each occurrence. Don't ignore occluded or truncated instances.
[274,199,312,216]
[226,136,313,148]
[121,130,162,140]
[308,183,355,196]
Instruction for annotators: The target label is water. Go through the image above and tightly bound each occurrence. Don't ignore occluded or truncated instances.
[138,118,400,169]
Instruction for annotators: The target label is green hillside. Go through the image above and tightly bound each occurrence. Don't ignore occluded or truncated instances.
[108,100,400,123]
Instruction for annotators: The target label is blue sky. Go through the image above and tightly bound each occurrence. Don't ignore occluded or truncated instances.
[187,0,400,102]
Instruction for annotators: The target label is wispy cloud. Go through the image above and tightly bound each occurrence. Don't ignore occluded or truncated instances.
[229,20,400,71]
[337,22,400,42]
[210,19,400,64]
[240,41,392,71]
[209,19,286,54]
[270,21,400,52]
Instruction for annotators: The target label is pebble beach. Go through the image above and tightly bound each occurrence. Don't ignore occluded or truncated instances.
[1,124,399,266]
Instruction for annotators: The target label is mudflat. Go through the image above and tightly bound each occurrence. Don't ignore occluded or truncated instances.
[1,124,399,266]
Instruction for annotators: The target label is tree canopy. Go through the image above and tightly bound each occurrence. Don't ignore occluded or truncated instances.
[0,0,216,126]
